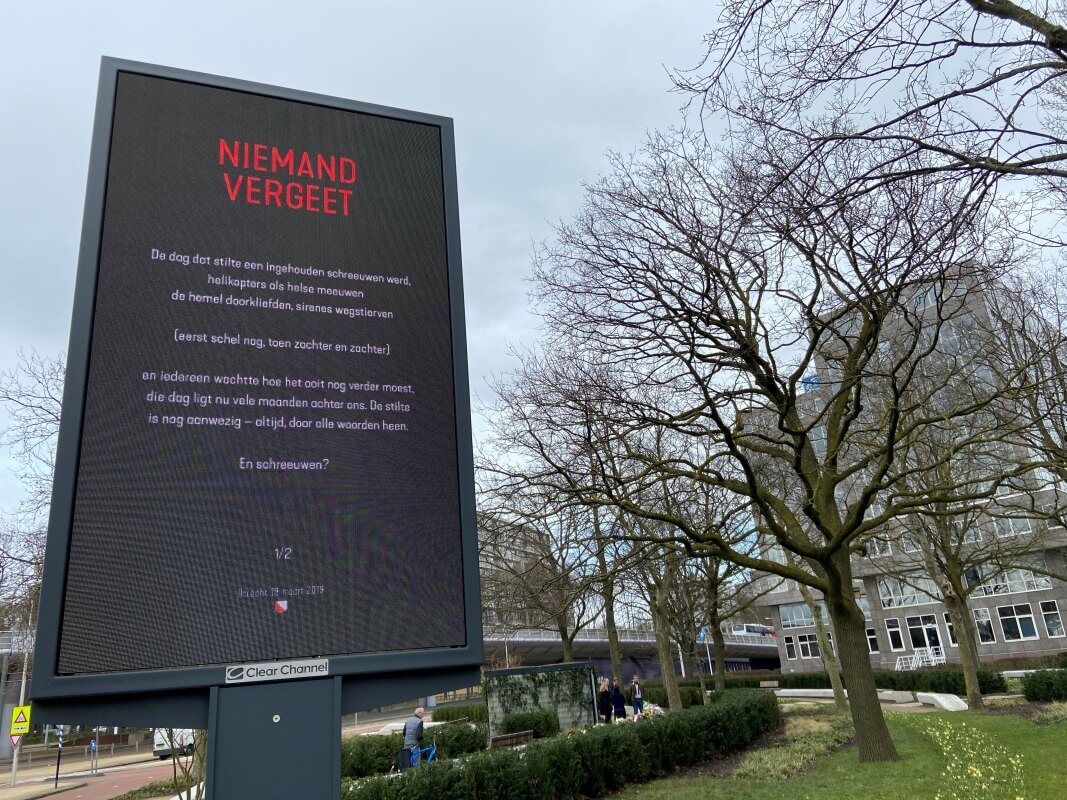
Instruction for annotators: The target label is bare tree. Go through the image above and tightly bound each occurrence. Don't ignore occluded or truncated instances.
[486,123,1034,760]
[680,0,1067,214]
[478,490,602,663]
[0,350,63,613]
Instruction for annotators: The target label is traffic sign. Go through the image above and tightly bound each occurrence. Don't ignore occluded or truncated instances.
[10,705,30,736]
[10,734,22,750]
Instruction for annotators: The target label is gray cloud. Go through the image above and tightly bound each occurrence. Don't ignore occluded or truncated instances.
[0,0,719,507]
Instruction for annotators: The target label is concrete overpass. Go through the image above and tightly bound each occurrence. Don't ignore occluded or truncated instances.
[483,627,780,672]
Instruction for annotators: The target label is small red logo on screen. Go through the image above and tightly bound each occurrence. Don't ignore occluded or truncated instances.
[274,600,289,614]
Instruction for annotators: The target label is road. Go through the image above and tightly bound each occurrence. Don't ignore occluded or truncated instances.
[46,761,183,800]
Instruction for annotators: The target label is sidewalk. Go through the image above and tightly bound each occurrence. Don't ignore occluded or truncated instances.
[0,750,158,800]
[0,781,86,800]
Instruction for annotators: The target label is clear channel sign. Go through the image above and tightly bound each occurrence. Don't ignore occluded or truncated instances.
[31,58,481,734]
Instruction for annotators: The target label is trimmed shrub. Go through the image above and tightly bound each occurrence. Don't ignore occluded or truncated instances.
[708,668,1008,695]
[642,685,704,708]
[341,732,403,778]
[1022,670,1067,702]
[432,721,488,758]
[501,709,560,739]
[342,690,780,800]
[340,723,485,779]
[432,702,488,724]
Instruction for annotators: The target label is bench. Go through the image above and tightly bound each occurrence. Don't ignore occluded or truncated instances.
[489,730,534,749]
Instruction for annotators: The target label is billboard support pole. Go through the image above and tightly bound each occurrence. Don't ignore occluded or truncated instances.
[205,677,340,800]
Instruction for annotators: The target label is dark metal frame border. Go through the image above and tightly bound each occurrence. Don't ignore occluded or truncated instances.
[31,57,482,704]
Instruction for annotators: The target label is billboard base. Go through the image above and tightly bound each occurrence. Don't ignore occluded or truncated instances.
[206,677,340,800]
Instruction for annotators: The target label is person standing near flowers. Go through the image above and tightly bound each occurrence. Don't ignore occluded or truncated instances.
[610,677,627,720]
[629,675,644,716]
[598,677,613,723]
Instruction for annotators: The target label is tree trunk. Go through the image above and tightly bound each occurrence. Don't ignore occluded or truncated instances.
[695,659,709,703]
[945,593,983,709]
[797,583,847,713]
[556,617,574,662]
[650,584,682,709]
[711,621,728,692]
[825,575,899,762]
[597,558,624,680]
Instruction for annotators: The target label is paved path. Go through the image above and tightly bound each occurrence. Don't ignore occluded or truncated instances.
[27,762,179,800]
[0,759,181,800]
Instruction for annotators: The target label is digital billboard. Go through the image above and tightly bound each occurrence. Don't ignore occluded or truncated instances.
[32,60,480,700]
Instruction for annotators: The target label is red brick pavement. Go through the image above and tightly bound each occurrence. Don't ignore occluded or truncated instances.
[40,762,186,800]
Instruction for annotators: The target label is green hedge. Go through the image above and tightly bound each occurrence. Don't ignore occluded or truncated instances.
[433,703,489,724]
[501,709,560,739]
[712,668,1007,694]
[1022,670,1067,702]
[342,690,779,800]
[340,723,487,779]
[642,685,705,708]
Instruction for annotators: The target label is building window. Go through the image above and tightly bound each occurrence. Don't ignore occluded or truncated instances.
[1040,601,1065,638]
[878,574,940,608]
[993,517,1030,538]
[901,532,922,553]
[865,537,893,557]
[973,608,996,644]
[971,561,1052,597]
[885,618,905,651]
[780,602,821,629]
[952,521,981,544]
[797,633,821,659]
[943,613,958,647]
[866,628,880,654]
[784,636,797,660]
[906,615,943,650]
[997,604,1039,642]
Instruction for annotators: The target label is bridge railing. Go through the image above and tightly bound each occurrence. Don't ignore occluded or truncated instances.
[484,627,776,648]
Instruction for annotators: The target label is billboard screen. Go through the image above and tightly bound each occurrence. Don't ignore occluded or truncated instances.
[33,62,477,689]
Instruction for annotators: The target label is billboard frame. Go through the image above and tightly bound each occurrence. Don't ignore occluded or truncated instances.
[31,57,482,710]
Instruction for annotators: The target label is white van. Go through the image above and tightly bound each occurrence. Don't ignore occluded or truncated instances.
[153,729,194,759]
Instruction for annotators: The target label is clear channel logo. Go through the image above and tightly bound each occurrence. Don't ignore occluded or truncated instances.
[224,658,330,684]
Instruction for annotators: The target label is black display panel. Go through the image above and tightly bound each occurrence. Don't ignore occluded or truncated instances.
[54,71,467,674]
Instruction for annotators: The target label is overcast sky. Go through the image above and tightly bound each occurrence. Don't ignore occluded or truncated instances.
[0,1,720,512]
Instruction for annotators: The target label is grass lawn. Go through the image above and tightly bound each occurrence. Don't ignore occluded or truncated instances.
[616,709,1067,800]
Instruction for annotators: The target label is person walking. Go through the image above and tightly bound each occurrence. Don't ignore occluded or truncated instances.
[399,707,426,769]
[610,677,627,721]
[597,678,613,723]
[629,675,644,717]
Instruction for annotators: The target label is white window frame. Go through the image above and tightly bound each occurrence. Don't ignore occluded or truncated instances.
[997,603,1040,642]
[779,602,820,629]
[797,633,821,659]
[1039,600,1065,639]
[971,563,1052,597]
[973,607,996,644]
[866,627,880,654]
[943,613,958,647]
[906,614,943,650]
[783,635,797,660]
[884,618,905,652]
[993,517,1030,538]
[952,521,981,544]
[901,532,921,553]
[866,537,893,558]
[878,574,940,608]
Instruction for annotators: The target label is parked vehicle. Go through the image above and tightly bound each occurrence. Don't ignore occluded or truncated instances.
[153,728,194,759]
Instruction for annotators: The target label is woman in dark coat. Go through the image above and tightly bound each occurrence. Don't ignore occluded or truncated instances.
[597,678,613,723]
[610,678,627,720]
